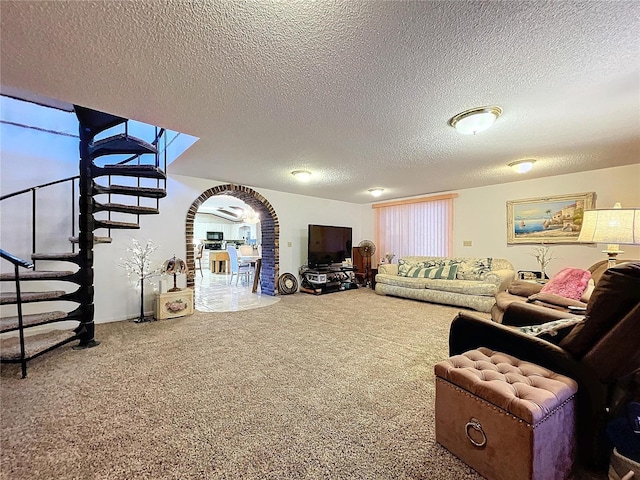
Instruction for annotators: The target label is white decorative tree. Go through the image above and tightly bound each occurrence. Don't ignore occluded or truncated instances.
[529,245,557,279]
[117,239,160,322]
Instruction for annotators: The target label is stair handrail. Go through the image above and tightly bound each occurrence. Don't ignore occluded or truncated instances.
[0,174,79,201]
[0,248,33,378]
[0,248,34,269]
[114,127,166,166]
[0,176,78,254]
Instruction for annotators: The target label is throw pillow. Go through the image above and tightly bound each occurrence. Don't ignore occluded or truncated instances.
[456,258,493,280]
[540,267,592,300]
[398,259,422,277]
[405,263,459,280]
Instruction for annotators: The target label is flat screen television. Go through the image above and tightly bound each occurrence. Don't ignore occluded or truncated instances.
[307,224,352,269]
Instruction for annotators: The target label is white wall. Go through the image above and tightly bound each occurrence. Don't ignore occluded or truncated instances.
[91,174,364,322]
[453,164,640,276]
[361,164,640,277]
[2,106,638,323]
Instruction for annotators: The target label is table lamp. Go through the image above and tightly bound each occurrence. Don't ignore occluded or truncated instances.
[577,203,640,268]
[162,255,188,291]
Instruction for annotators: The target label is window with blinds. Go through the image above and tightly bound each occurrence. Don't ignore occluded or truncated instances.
[373,193,457,260]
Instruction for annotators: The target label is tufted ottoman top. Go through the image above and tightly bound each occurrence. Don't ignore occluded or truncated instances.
[434,347,578,425]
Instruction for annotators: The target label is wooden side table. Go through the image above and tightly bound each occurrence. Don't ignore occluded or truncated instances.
[154,288,194,320]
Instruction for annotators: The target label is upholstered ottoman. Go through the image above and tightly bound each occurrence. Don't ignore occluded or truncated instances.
[434,347,578,480]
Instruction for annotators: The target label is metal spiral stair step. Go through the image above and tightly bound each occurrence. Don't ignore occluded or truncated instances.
[91,163,166,180]
[0,290,69,305]
[88,133,158,158]
[94,219,140,230]
[69,236,112,244]
[92,183,167,199]
[0,270,75,281]
[0,311,75,333]
[94,202,159,215]
[31,252,81,264]
[0,330,77,361]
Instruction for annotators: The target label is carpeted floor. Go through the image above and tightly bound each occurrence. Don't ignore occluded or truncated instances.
[0,288,602,479]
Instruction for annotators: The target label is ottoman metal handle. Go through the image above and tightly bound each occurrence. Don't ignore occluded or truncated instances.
[465,418,487,448]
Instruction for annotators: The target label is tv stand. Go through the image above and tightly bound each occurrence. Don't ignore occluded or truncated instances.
[300,266,358,295]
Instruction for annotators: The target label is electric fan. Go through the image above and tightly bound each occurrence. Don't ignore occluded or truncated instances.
[357,240,376,287]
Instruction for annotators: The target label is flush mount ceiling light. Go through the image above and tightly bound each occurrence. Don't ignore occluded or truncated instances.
[291,170,311,182]
[368,188,384,197]
[509,159,536,174]
[449,106,502,135]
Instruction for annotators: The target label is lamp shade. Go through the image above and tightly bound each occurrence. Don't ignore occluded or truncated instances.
[577,207,640,245]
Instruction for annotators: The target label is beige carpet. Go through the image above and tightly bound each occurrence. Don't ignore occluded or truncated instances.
[0,289,599,479]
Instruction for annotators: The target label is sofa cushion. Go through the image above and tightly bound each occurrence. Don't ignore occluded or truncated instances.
[540,268,592,300]
[375,274,432,289]
[425,279,499,296]
[507,280,543,297]
[455,257,493,280]
[405,263,459,280]
[526,292,587,310]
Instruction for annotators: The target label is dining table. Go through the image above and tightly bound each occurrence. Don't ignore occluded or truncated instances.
[239,255,262,292]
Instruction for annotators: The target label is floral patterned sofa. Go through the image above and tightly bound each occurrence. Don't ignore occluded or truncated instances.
[374,256,516,312]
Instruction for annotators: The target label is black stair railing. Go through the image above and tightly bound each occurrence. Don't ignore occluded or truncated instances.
[1,105,169,376]
[0,249,34,378]
[0,176,80,255]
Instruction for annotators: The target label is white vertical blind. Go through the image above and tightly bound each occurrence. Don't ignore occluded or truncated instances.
[374,194,456,260]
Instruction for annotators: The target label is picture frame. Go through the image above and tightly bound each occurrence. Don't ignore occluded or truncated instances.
[507,192,596,244]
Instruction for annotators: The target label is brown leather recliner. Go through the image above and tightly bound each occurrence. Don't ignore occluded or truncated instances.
[491,259,637,323]
[448,262,640,470]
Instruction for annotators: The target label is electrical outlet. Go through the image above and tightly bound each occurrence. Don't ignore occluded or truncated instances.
[287,242,292,247]
[463,240,472,247]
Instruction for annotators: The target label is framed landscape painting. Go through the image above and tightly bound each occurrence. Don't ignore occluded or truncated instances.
[507,192,596,244]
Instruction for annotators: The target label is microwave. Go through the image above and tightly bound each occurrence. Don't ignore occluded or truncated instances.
[206,231,224,241]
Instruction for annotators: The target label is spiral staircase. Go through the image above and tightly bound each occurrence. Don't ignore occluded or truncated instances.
[0,105,167,377]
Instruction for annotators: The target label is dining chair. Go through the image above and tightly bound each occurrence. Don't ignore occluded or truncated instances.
[238,245,254,256]
[226,245,252,286]
[195,243,204,277]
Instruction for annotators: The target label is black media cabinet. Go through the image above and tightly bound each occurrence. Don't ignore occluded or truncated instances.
[300,266,358,295]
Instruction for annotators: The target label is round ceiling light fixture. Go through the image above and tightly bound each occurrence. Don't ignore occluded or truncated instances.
[291,170,311,182]
[508,159,536,174]
[449,106,503,135]
[368,188,384,197]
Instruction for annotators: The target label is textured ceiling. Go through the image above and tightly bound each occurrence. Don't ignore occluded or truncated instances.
[1,1,639,203]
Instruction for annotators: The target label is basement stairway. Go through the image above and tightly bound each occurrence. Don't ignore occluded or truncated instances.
[0,105,167,378]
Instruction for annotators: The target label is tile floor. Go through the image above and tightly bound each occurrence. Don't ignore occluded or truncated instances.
[193,268,280,312]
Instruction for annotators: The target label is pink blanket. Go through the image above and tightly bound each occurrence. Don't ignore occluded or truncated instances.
[540,267,592,300]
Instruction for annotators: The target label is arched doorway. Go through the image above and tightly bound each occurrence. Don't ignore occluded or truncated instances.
[184,184,279,296]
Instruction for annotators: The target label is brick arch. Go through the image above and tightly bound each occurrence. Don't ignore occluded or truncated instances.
[185,184,279,296]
